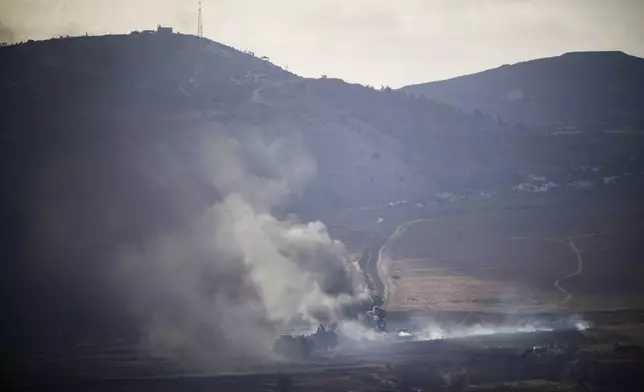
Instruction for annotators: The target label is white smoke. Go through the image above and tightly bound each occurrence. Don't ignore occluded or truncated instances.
[412,314,590,341]
[338,320,389,343]
[415,322,554,341]
[335,315,590,345]
[115,123,369,369]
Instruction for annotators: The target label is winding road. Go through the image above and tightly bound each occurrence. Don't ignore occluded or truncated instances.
[251,85,272,106]
[372,219,429,307]
[509,235,589,305]
[555,239,584,304]
[362,239,383,295]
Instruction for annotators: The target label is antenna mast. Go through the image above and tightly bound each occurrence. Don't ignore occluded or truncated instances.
[197,0,204,37]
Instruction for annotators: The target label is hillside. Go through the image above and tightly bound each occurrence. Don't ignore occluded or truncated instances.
[402,51,644,129]
[0,31,565,219]
[2,33,644,352]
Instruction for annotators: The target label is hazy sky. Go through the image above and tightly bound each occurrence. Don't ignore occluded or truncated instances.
[1,0,643,87]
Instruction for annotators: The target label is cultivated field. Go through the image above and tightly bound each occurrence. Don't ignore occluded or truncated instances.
[384,187,644,313]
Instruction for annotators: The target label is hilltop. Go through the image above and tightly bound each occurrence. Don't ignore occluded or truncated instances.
[402,51,644,129]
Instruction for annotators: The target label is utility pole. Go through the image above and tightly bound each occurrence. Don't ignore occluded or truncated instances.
[197,0,204,37]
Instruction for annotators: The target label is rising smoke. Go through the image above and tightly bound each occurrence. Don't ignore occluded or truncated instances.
[115,124,369,368]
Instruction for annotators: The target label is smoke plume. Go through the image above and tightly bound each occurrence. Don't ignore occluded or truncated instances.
[115,124,369,369]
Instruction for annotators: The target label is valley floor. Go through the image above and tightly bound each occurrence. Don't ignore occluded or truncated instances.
[361,184,644,314]
[12,185,644,391]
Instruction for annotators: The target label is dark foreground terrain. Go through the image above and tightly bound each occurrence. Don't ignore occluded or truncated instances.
[10,313,644,392]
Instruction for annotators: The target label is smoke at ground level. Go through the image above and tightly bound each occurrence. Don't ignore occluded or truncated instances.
[112,127,370,368]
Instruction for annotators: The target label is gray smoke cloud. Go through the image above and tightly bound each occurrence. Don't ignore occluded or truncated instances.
[114,123,369,369]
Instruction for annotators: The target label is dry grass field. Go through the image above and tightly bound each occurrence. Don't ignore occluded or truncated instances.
[384,191,644,313]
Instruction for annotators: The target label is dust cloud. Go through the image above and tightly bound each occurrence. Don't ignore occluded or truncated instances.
[114,124,369,369]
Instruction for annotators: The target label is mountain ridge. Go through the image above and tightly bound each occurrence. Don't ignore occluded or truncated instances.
[401,50,644,129]
[407,51,635,85]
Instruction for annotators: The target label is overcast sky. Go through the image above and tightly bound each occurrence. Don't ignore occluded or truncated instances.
[1,0,643,87]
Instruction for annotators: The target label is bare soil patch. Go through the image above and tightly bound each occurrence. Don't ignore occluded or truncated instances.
[386,198,644,312]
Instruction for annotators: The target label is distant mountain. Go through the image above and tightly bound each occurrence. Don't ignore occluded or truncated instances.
[402,51,644,129]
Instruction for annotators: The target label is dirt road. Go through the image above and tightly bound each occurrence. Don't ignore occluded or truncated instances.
[375,219,429,307]
[555,239,584,304]
[509,235,587,305]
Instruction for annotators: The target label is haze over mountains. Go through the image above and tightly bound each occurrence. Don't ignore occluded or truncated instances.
[2,32,644,358]
[5,34,642,213]
[1,32,555,215]
[403,51,644,129]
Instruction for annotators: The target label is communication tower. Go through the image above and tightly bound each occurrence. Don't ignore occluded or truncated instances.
[197,0,204,37]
